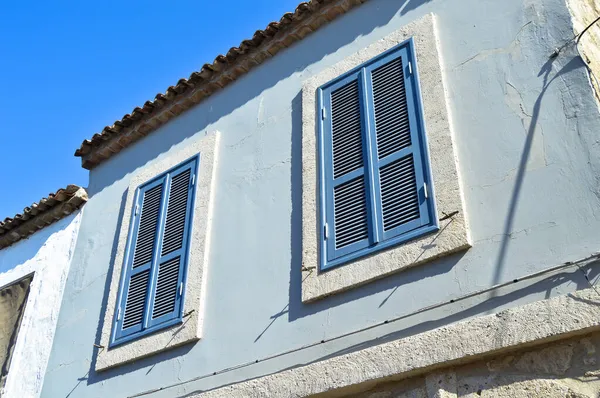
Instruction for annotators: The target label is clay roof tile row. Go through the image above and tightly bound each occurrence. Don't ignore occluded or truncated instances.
[0,185,88,249]
[74,0,367,169]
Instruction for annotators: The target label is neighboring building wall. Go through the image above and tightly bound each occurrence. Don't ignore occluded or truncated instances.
[41,0,600,397]
[567,0,600,101]
[0,211,82,398]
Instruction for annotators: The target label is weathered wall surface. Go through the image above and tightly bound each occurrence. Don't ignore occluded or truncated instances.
[41,0,600,396]
[0,276,32,392]
[567,0,600,101]
[351,330,600,398]
[0,211,82,398]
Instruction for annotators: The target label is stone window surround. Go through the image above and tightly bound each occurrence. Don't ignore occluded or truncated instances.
[96,132,219,371]
[301,13,470,302]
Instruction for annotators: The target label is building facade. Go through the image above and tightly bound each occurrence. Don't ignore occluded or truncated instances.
[0,186,86,398]
[40,0,600,397]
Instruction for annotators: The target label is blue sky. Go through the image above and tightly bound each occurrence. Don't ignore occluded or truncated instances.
[0,0,300,218]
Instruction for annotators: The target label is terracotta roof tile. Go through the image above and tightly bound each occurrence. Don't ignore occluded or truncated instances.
[74,0,367,169]
[0,185,88,249]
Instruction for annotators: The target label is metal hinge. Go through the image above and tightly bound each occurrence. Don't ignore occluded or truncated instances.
[134,204,139,216]
[408,61,413,75]
[321,108,326,120]
[179,282,184,296]
[424,182,429,199]
[324,223,329,239]
[190,174,196,187]
[117,307,122,321]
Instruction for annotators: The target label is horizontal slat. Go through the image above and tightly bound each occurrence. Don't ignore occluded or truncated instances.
[334,176,368,249]
[133,184,163,268]
[372,57,412,160]
[123,270,150,329]
[161,169,191,256]
[331,80,364,179]
[380,155,420,231]
[152,257,181,319]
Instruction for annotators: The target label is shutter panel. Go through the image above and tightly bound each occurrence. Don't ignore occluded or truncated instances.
[323,75,371,262]
[133,185,163,268]
[122,269,150,329]
[369,50,429,239]
[332,81,364,178]
[148,164,194,326]
[152,257,181,319]
[117,180,165,338]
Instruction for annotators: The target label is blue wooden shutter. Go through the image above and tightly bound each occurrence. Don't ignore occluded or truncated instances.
[113,157,197,344]
[322,72,373,262]
[117,178,165,339]
[365,45,432,241]
[319,39,436,270]
[147,162,195,328]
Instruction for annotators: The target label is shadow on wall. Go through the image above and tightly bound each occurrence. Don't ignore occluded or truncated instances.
[180,261,600,398]
[0,213,77,276]
[88,0,433,196]
[491,55,587,287]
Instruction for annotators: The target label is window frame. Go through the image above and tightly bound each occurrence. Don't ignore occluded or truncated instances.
[317,38,439,271]
[109,155,199,348]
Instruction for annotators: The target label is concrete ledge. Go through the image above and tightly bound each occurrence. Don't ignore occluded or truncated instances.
[193,287,600,397]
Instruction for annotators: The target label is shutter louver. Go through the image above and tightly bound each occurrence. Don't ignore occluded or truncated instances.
[334,176,368,249]
[152,257,181,319]
[332,81,364,178]
[132,185,163,268]
[380,155,420,230]
[329,79,369,252]
[123,270,150,329]
[372,57,420,232]
[372,57,412,159]
[161,169,191,256]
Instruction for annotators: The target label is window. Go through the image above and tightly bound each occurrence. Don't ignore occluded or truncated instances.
[111,156,198,346]
[318,39,438,271]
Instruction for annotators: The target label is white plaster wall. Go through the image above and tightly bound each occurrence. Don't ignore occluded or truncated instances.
[0,211,82,398]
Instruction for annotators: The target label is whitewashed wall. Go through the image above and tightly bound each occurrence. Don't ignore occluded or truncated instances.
[0,211,82,398]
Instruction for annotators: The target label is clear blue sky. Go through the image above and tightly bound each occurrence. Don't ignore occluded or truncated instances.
[0,0,301,219]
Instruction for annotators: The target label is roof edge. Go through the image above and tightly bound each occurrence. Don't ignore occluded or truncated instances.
[0,185,88,249]
[75,0,367,169]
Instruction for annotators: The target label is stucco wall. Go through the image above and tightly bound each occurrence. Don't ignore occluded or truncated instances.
[0,211,82,398]
[41,0,600,396]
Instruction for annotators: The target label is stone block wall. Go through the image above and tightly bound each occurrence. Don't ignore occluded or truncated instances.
[350,331,600,397]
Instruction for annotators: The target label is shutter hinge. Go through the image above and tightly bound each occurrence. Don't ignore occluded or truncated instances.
[179,282,184,296]
[408,61,413,75]
[424,182,429,199]
[324,223,329,239]
[190,174,196,187]
[321,108,326,120]
[117,307,122,322]
[134,204,139,216]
